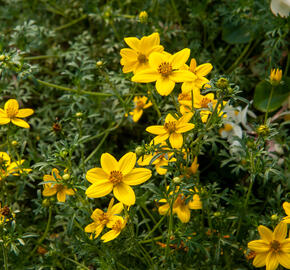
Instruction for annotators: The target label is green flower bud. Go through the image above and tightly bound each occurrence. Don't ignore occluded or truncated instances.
[62,174,70,180]
[173,177,181,184]
[135,146,144,156]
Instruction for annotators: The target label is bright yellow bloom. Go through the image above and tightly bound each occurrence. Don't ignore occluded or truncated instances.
[248,222,290,270]
[146,112,195,149]
[0,152,31,181]
[0,99,34,128]
[85,198,123,239]
[270,68,282,86]
[158,186,202,223]
[282,202,290,223]
[181,58,213,93]
[120,33,164,74]
[138,142,176,175]
[85,152,152,206]
[132,49,196,96]
[42,168,75,202]
[101,215,127,242]
[129,96,152,122]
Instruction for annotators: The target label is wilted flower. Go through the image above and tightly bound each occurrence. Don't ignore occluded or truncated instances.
[270,0,290,17]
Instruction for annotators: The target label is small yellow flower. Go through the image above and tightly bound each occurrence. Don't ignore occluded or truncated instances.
[248,222,290,270]
[257,124,270,136]
[282,202,290,223]
[101,216,127,242]
[139,11,148,23]
[188,156,199,175]
[120,33,164,74]
[158,186,202,223]
[0,152,31,181]
[0,203,12,224]
[129,96,152,122]
[132,49,196,96]
[0,99,34,128]
[85,198,123,239]
[181,58,213,93]
[270,68,282,86]
[146,112,195,149]
[85,152,152,206]
[42,168,75,202]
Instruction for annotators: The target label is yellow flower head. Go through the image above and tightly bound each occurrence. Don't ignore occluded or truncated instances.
[85,152,152,206]
[0,203,12,224]
[101,215,127,242]
[132,49,196,96]
[42,168,75,202]
[120,33,164,74]
[85,198,123,239]
[129,96,152,122]
[139,11,148,23]
[248,222,290,270]
[181,58,213,93]
[282,202,290,223]
[0,152,31,181]
[270,68,282,86]
[146,112,195,149]
[0,99,34,128]
[158,186,202,223]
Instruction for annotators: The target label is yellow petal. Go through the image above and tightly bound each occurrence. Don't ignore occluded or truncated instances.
[131,69,159,83]
[181,81,194,93]
[273,222,287,241]
[101,229,121,243]
[280,238,290,252]
[123,168,152,185]
[149,52,166,70]
[122,62,138,73]
[277,252,290,268]
[155,160,168,175]
[248,240,270,252]
[176,123,195,133]
[43,175,55,182]
[147,45,164,55]
[0,109,7,117]
[170,70,196,83]
[57,190,66,202]
[170,48,190,69]
[266,252,279,270]
[253,252,267,267]
[165,113,177,123]
[113,183,135,205]
[65,188,75,195]
[189,58,197,71]
[188,195,202,209]
[282,202,290,216]
[42,186,57,197]
[110,202,123,215]
[51,168,61,180]
[91,208,103,220]
[85,180,113,198]
[101,153,118,174]
[146,125,166,135]
[158,203,170,215]
[0,117,10,125]
[120,48,138,60]
[118,152,136,175]
[169,133,183,149]
[11,118,30,128]
[156,77,175,96]
[178,112,193,124]
[86,168,108,183]
[140,33,160,54]
[0,152,11,165]
[152,133,170,144]
[4,99,19,112]
[90,224,104,238]
[124,37,140,51]
[195,63,213,76]
[16,109,34,118]
[137,154,154,166]
[132,109,143,122]
[84,222,97,233]
[175,205,191,223]
[258,225,273,242]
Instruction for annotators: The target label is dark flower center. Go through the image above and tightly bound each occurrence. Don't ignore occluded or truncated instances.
[158,62,172,77]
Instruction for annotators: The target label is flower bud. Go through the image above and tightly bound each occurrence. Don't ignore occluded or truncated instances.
[135,146,144,156]
[62,174,70,180]
[257,124,270,136]
[213,211,221,217]
[42,199,51,207]
[96,61,103,66]
[271,214,278,221]
[75,112,83,118]
[11,140,18,146]
[173,176,181,184]
[139,11,148,23]
[0,55,6,61]
[216,78,229,89]
[270,68,282,86]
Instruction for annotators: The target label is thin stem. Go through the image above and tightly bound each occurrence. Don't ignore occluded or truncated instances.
[147,85,161,119]
[24,55,60,60]
[54,14,88,31]
[264,85,275,124]
[60,254,90,270]
[143,214,167,240]
[139,236,163,244]
[170,93,180,115]
[2,243,8,270]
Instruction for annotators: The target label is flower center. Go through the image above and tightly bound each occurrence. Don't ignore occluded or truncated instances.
[270,240,281,252]
[55,184,65,192]
[5,104,18,118]
[164,121,176,133]
[109,170,123,185]
[99,213,110,225]
[178,93,191,101]
[158,62,172,77]
[174,194,186,207]
[112,220,123,232]
[224,123,233,132]
[137,53,147,64]
[200,97,211,108]
[136,100,144,110]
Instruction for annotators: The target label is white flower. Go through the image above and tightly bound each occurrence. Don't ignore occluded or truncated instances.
[270,0,290,17]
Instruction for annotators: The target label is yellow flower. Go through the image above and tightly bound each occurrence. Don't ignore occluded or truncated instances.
[120,33,164,74]
[248,222,290,270]
[139,11,148,23]
[158,187,202,223]
[0,99,34,128]
[85,198,123,239]
[146,112,195,149]
[138,142,176,175]
[282,202,290,223]
[0,203,12,224]
[129,96,152,122]
[186,156,199,175]
[270,68,282,86]
[42,168,75,202]
[0,152,31,180]
[101,216,127,242]
[85,152,152,206]
[132,49,196,96]
[181,58,213,93]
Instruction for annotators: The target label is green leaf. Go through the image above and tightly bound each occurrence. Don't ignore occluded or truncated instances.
[222,23,252,44]
[253,78,290,112]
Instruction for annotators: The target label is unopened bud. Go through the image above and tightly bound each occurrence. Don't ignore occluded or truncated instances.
[135,146,144,156]
[139,11,148,23]
[257,124,270,136]
[216,78,229,89]
[0,55,6,61]
[173,177,181,184]
[271,214,278,221]
[75,112,83,118]
[62,174,70,180]
[214,211,221,217]
[96,61,103,66]
[11,140,18,146]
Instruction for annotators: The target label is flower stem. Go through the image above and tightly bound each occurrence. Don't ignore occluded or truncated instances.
[147,85,161,119]
[54,14,88,31]
[2,243,8,270]
[264,85,275,124]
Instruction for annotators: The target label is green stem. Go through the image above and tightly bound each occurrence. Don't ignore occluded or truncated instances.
[35,79,113,97]
[24,55,60,60]
[143,214,167,240]
[264,86,275,124]
[54,14,88,31]
[139,236,163,244]
[147,85,161,119]
[170,93,180,115]
[60,254,90,270]
[2,243,8,270]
